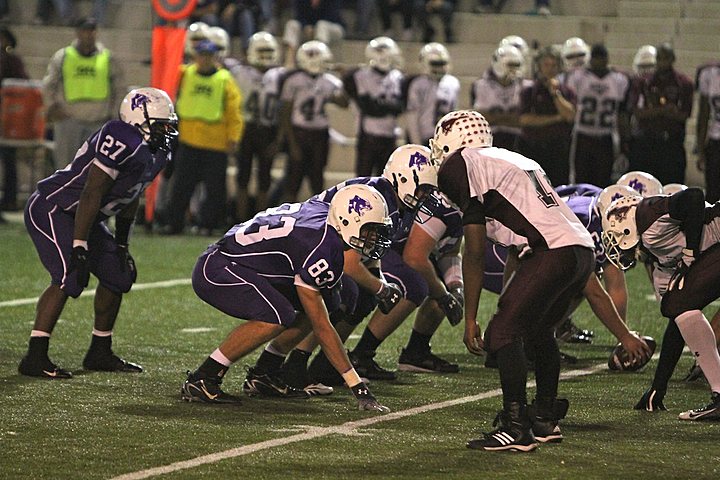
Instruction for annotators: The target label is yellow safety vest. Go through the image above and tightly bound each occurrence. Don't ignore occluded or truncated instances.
[176,65,230,123]
[62,46,110,102]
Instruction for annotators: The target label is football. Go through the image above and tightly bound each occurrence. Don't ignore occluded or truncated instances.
[608,336,657,371]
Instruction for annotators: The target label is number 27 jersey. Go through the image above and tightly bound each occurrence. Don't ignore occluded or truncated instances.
[216,200,344,291]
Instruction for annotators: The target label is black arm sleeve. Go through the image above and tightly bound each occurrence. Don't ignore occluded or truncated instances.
[462,198,486,226]
[668,187,705,253]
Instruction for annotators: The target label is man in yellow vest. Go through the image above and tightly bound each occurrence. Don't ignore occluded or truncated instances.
[162,39,243,235]
[42,17,125,167]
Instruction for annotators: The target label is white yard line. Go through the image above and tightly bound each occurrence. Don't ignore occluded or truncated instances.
[0,279,192,308]
[110,364,608,480]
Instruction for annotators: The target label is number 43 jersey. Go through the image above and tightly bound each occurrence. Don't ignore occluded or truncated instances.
[37,120,170,220]
[217,200,344,292]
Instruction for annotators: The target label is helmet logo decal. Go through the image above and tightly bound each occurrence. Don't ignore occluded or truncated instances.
[408,151,430,169]
[131,93,150,111]
[440,116,461,134]
[628,179,646,195]
[348,195,373,215]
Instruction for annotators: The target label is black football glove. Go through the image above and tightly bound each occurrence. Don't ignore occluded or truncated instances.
[634,388,667,412]
[117,245,137,282]
[350,382,390,413]
[436,291,463,326]
[668,249,694,292]
[376,281,402,314]
[69,246,90,289]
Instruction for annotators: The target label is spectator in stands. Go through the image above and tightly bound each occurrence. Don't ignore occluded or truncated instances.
[414,0,457,44]
[474,0,550,16]
[628,43,693,185]
[377,0,413,41]
[471,44,528,150]
[282,0,345,66]
[695,61,720,203]
[0,27,28,215]
[348,0,375,41]
[220,0,274,50]
[163,39,243,235]
[33,0,109,26]
[42,17,125,167]
[518,45,575,186]
[0,0,9,22]
[189,0,220,26]
[565,44,631,187]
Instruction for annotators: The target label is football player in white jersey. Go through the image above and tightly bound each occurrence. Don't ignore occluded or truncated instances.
[433,110,597,452]
[403,43,460,146]
[231,32,284,218]
[344,36,405,177]
[273,40,348,202]
[603,189,720,421]
[471,45,529,150]
[695,60,720,203]
[565,44,631,187]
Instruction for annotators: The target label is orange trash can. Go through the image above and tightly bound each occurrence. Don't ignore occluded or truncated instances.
[1,79,45,140]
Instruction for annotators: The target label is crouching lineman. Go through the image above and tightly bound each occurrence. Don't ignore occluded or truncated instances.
[181,184,393,412]
[20,87,178,378]
[603,188,720,420]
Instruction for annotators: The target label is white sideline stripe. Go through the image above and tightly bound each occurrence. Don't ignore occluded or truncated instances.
[110,364,607,480]
[643,294,720,307]
[0,279,192,308]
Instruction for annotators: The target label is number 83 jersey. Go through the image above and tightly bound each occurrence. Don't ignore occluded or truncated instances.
[37,120,170,219]
[216,200,344,291]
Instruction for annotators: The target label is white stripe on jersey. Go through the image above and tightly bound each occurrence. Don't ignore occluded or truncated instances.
[461,147,594,250]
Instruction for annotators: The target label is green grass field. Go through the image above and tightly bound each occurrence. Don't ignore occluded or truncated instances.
[1,215,718,480]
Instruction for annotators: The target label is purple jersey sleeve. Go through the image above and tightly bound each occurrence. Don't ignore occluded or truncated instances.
[566,194,605,265]
[555,183,602,199]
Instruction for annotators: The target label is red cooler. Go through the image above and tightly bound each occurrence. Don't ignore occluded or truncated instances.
[1,79,45,140]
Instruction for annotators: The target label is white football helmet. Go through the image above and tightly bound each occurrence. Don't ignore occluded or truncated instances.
[383,144,439,217]
[419,42,450,79]
[663,183,687,195]
[207,26,230,58]
[430,110,493,164]
[185,22,209,56]
[595,184,638,219]
[601,195,643,271]
[633,45,657,76]
[119,87,178,152]
[297,40,332,75]
[491,45,524,80]
[616,171,663,197]
[247,31,280,68]
[327,184,393,260]
[498,35,529,57]
[562,37,590,68]
[365,36,401,72]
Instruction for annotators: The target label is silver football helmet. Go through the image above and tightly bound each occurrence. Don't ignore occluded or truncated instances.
[601,195,643,271]
[663,183,688,195]
[498,35,529,57]
[297,40,333,75]
[419,42,450,79]
[119,87,178,152]
[595,184,638,219]
[633,45,657,76]
[491,45,524,80]
[207,26,230,58]
[616,171,663,197]
[430,110,493,164]
[365,36,401,72]
[562,37,589,68]
[247,31,280,68]
[327,184,393,260]
[383,144,439,218]
[185,21,209,56]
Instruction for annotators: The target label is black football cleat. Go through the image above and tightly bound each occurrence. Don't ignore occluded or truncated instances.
[678,392,720,421]
[281,361,333,396]
[181,370,242,404]
[634,388,668,412]
[242,367,310,398]
[83,352,143,372]
[467,403,538,452]
[349,350,397,381]
[397,348,459,373]
[18,356,73,379]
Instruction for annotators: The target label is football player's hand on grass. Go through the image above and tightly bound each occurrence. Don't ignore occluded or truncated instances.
[351,382,390,413]
[464,320,484,356]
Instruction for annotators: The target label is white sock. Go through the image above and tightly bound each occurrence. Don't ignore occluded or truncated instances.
[30,330,51,338]
[92,329,113,337]
[675,310,720,393]
[264,342,287,358]
[210,348,232,367]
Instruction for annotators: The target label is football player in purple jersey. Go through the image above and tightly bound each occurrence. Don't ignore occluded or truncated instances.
[603,188,720,420]
[181,184,393,412]
[433,110,648,452]
[19,87,178,379]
